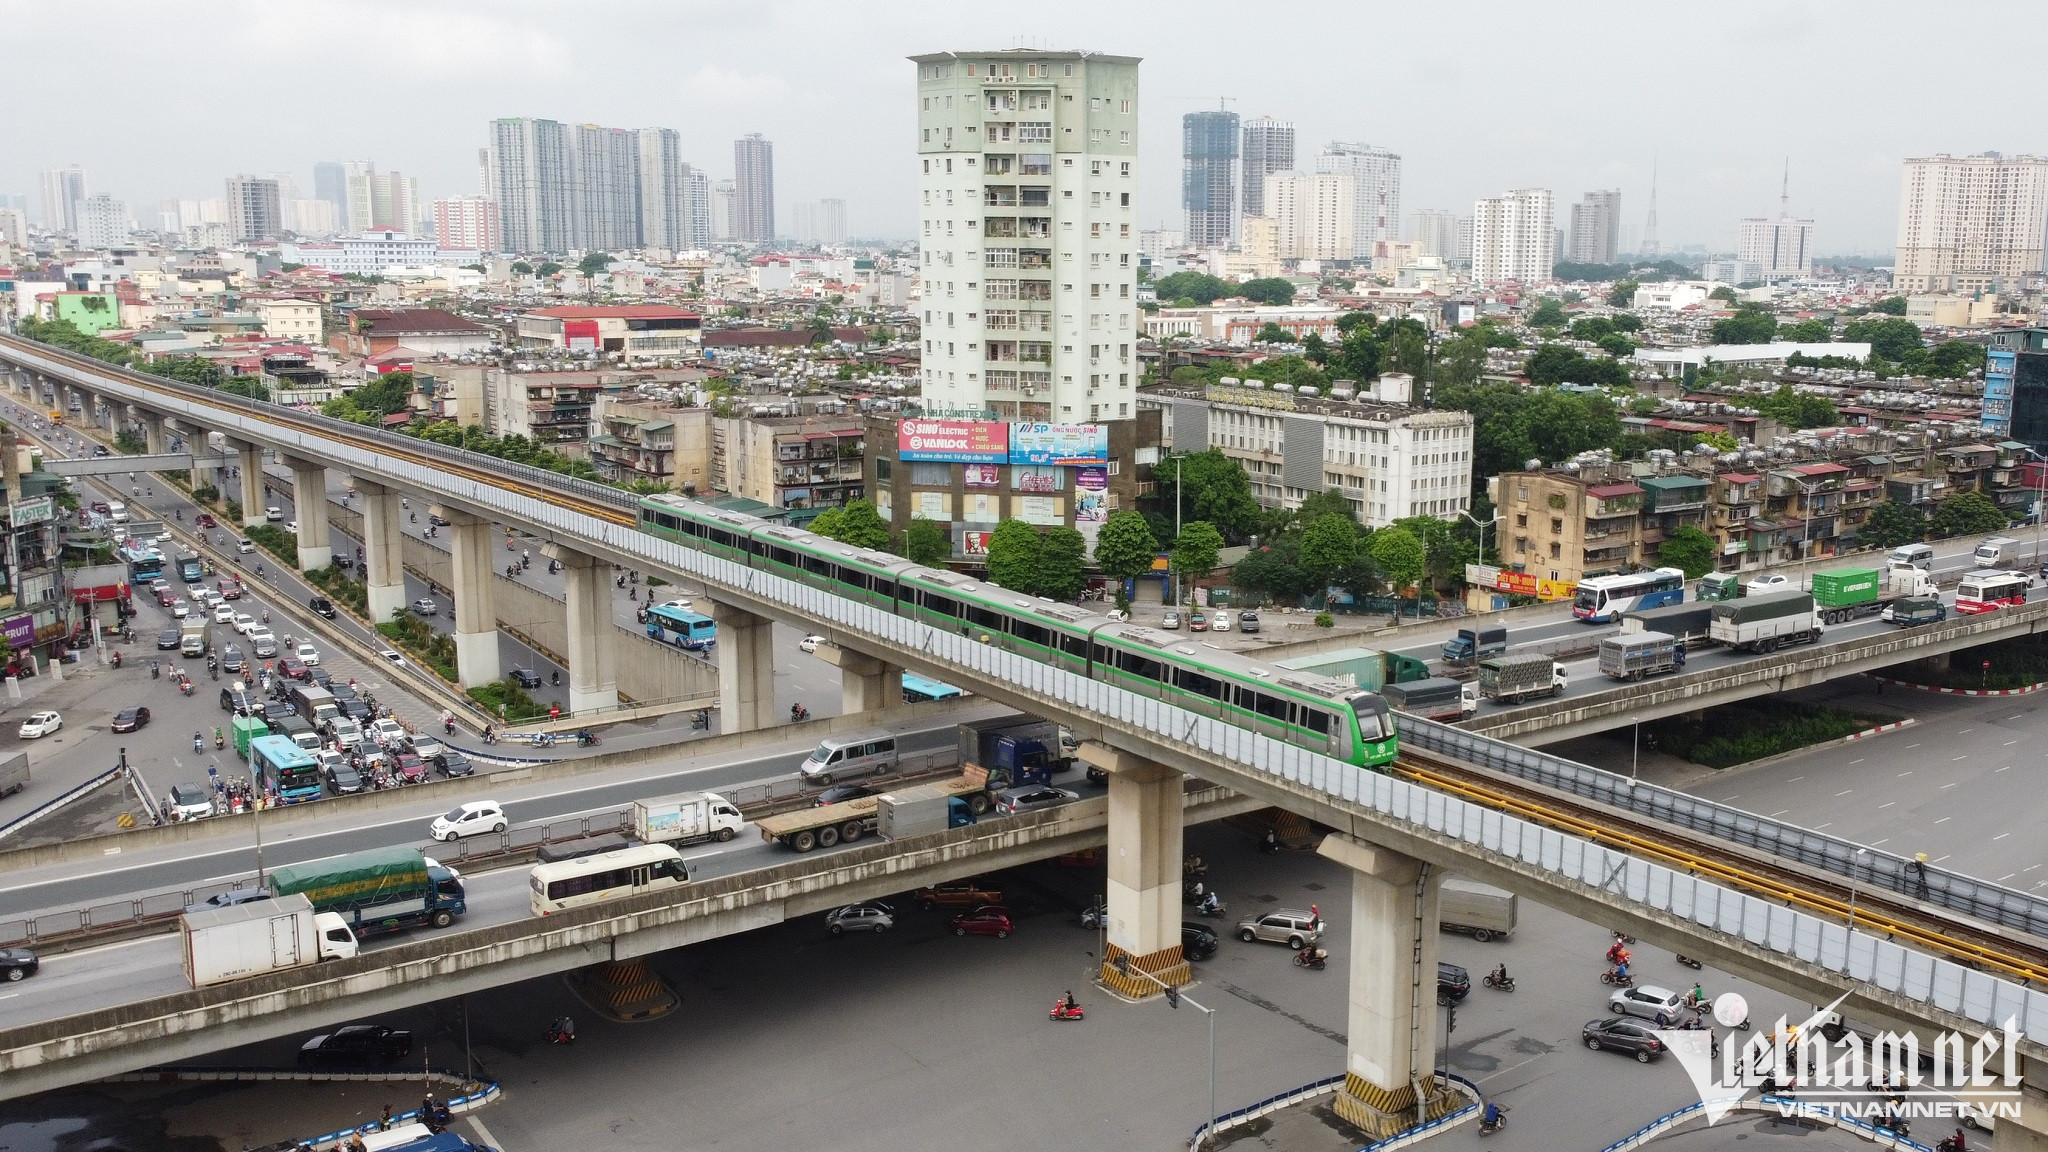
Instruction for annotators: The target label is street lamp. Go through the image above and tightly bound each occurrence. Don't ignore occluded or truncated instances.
[1629,716,1641,785]
[1458,509,1502,566]
[1843,847,1869,973]
[1114,954,1219,1149]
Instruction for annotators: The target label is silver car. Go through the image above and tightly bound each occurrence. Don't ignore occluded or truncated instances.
[1235,908,1323,950]
[993,785,1078,815]
[825,903,894,936]
[1607,984,1686,1026]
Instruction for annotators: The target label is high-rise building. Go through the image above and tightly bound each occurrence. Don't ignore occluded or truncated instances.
[1263,171,1353,261]
[1405,209,1459,260]
[1893,152,2048,293]
[1315,142,1400,259]
[434,196,503,251]
[734,133,775,242]
[491,118,573,253]
[0,208,26,248]
[1181,109,1238,249]
[1567,190,1621,265]
[494,117,707,253]
[912,48,1141,423]
[711,179,735,241]
[344,163,419,233]
[679,168,710,249]
[1239,116,1294,222]
[313,162,347,224]
[793,199,849,246]
[1738,214,1813,282]
[38,167,86,234]
[569,123,639,252]
[287,199,340,236]
[635,127,692,252]
[1470,188,1554,284]
[74,194,126,249]
[225,175,282,243]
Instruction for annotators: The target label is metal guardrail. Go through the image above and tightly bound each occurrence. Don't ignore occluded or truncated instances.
[1399,714,2048,943]
[1597,1094,1932,1152]
[1186,1074,1343,1148]
[0,763,124,841]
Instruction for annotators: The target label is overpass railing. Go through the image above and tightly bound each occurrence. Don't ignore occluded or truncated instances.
[1401,714,2048,943]
[10,336,2048,1045]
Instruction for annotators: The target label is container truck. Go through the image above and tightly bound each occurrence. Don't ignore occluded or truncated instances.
[1476,653,1568,704]
[1439,878,1518,942]
[1439,625,1508,667]
[1809,565,1939,625]
[760,771,994,852]
[179,619,209,658]
[876,784,980,840]
[264,846,466,937]
[177,553,204,584]
[230,713,269,759]
[1382,677,1477,721]
[1599,631,1688,681]
[1275,648,1431,693]
[182,893,358,987]
[1708,590,1824,654]
[1974,535,2020,567]
[632,791,744,845]
[1619,602,1715,647]
[956,716,1069,789]
[1881,595,1947,627]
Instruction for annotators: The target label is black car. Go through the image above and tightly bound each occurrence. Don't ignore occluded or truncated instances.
[309,596,335,619]
[1437,961,1471,1004]
[297,1024,413,1065]
[813,783,877,806]
[508,667,543,689]
[0,947,38,981]
[220,644,245,673]
[330,683,360,703]
[1583,1017,1666,1062]
[1182,922,1220,962]
[155,628,181,650]
[263,701,295,726]
[340,699,372,722]
[307,666,333,688]
[428,513,450,527]
[433,750,474,778]
[326,763,364,794]
[111,706,151,733]
[91,445,109,457]
[220,688,258,714]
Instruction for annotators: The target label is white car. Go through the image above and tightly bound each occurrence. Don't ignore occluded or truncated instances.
[295,642,320,666]
[156,529,174,543]
[431,801,506,842]
[799,634,827,653]
[377,648,406,669]
[233,613,256,635]
[1746,573,1792,593]
[371,717,407,746]
[286,522,299,535]
[236,539,256,554]
[169,599,189,619]
[265,507,283,522]
[1211,612,1231,632]
[17,710,61,739]
[212,605,235,625]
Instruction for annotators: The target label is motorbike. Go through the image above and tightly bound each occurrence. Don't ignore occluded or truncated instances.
[790,704,811,723]
[179,679,194,697]
[420,1101,452,1134]
[1939,1134,1970,1152]
[1293,947,1328,971]
[576,729,599,747]
[109,651,121,669]
[1080,899,1106,928]
[1049,998,1085,1022]
[1676,954,1703,970]
[545,1017,575,1045]
[192,734,204,753]
[1483,970,1516,992]
[1194,892,1225,918]
[1601,965,1634,987]
[1479,1105,1509,1137]
[215,731,225,750]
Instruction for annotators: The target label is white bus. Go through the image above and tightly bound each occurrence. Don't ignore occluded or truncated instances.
[529,843,690,917]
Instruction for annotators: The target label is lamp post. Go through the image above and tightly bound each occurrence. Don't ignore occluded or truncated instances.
[1114,955,1218,1149]
[1629,715,1641,785]
[1457,509,1502,566]
[1844,846,1869,973]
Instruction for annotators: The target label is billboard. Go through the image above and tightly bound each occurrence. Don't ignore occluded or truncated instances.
[961,531,993,556]
[899,419,1009,463]
[1009,422,1108,466]
[962,463,1002,487]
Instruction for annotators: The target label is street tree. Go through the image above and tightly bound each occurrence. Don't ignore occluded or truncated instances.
[1093,510,1160,587]
[984,520,1043,594]
[1296,488,1356,526]
[1036,526,1088,601]
[1298,514,1360,589]
[900,518,951,566]
[1238,277,1298,306]
[1366,525,1427,602]
[1931,490,2009,540]
[1658,524,1719,578]
[1159,450,1263,543]
[1170,521,1225,591]
[1860,501,1926,549]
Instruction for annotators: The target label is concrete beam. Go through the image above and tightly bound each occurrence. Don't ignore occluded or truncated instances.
[130,407,165,455]
[40,454,233,477]
[286,457,332,571]
[545,542,620,714]
[356,479,405,624]
[710,599,776,733]
[436,506,499,688]
[815,643,903,715]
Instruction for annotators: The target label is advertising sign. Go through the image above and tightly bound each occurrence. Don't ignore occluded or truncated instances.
[8,497,52,528]
[962,463,1002,487]
[961,531,993,556]
[2,615,32,647]
[1014,465,1064,492]
[1008,422,1108,466]
[899,419,1009,464]
[912,491,952,520]
[963,493,1000,522]
[1017,496,1064,525]
[1074,468,1108,524]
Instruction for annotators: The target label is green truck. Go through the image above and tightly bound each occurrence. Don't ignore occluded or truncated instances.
[264,846,467,938]
[1809,565,1938,625]
[230,714,269,759]
[1274,647,1431,693]
[1696,573,1744,602]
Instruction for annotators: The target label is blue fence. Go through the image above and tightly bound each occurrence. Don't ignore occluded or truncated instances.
[1597,1094,1933,1152]
[1186,1070,1484,1150]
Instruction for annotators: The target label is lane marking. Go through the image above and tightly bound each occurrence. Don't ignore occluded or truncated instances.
[1770,809,1790,818]
[1898,771,1914,777]
[1995,833,2012,840]
[1878,802,1895,809]
[1935,817,1952,824]
[1835,790,1853,797]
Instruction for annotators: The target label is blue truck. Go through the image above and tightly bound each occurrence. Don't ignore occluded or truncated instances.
[956,717,1069,790]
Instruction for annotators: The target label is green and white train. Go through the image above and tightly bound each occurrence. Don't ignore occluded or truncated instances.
[637,495,1400,769]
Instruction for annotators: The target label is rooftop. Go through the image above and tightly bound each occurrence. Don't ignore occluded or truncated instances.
[352,308,492,336]
[531,305,700,320]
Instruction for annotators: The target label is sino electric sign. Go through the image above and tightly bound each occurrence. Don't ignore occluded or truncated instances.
[898,420,1107,466]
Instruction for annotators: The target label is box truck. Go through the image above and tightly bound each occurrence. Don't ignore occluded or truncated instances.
[179,620,209,658]
[1619,602,1715,647]
[1709,590,1824,654]
[877,784,980,840]
[1476,653,1567,704]
[182,893,358,987]
[1809,565,1939,625]
[1440,625,1508,666]
[1382,677,1477,721]
[956,717,1068,789]
[1439,878,1518,942]
[1599,631,1688,681]
[632,791,744,845]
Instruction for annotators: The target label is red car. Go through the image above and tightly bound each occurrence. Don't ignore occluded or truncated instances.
[393,751,428,783]
[276,657,310,680]
[194,513,217,528]
[218,577,243,600]
[951,906,1014,938]
[156,588,178,607]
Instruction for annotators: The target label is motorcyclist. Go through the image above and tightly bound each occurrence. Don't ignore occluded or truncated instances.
[1482,1103,1505,1129]
[1061,990,1077,1014]
[549,1015,575,1042]
[1605,938,1627,965]
[192,732,204,752]
[1690,981,1707,1008]
[1491,962,1510,986]
[550,669,561,686]
[791,702,806,722]
[1197,890,1220,915]
[1940,1128,1968,1152]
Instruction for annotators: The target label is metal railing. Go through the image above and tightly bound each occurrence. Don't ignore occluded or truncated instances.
[1598,1095,1932,1152]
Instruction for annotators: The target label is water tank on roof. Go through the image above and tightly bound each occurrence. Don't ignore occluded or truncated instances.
[1244,379,1266,390]
[1330,385,1356,400]
[1271,382,1295,394]
[1296,387,1319,399]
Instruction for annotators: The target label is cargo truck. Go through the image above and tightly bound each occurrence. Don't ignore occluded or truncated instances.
[1619,601,1715,647]
[182,893,358,987]
[230,713,269,759]
[179,619,209,658]
[1599,630,1687,681]
[956,716,1069,789]
[1382,676,1477,721]
[291,684,338,728]
[1881,595,1947,627]
[1476,652,1567,704]
[1439,625,1508,667]
[760,770,995,852]
[1696,572,1744,602]
[264,846,466,938]
[0,752,26,799]
[1439,878,1518,942]
[1275,648,1430,693]
[632,791,744,845]
[876,784,980,840]
[1809,565,1939,625]
[1708,590,1823,654]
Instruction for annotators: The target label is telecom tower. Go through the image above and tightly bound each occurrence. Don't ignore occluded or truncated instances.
[1641,156,1659,256]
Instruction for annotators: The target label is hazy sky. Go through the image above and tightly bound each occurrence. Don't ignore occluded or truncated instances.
[5,0,2043,255]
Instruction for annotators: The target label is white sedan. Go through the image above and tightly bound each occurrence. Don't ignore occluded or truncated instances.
[233,613,256,635]
[212,605,236,625]
[169,599,190,619]
[430,801,507,842]
[17,711,61,739]
[799,634,828,653]
[296,642,320,666]
[371,717,407,746]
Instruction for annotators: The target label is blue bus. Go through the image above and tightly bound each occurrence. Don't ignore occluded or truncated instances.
[901,673,966,704]
[120,545,165,584]
[646,603,717,651]
[1572,568,1686,623]
[249,735,324,803]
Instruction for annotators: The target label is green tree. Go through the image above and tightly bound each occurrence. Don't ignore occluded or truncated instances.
[1152,271,1230,305]
[1093,510,1160,588]
[218,378,270,403]
[1301,331,1329,364]
[1755,385,1838,430]
[1298,514,1361,589]
[826,499,891,550]
[1778,318,1832,342]
[1596,333,1638,358]
[1930,490,2009,539]
[1036,526,1087,601]
[1840,316,1923,361]
[1658,524,1719,578]
[1297,488,1356,526]
[1608,313,1643,333]
[1607,280,1639,307]
[805,505,846,541]
[1709,307,1777,345]
[1169,521,1224,589]
[1158,450,1262,543]
[1871,295,1908,316]
[1709,286,1738,302]
[1432,328,1490,390]
[1696,430,1740,451]
[144,356,224,387]
[577,252,613,277]
[510,260,533,276]
[901,517,951,566]
[1366,525,1427,596]
[1391,515,1473,591]
[1860,500,1926,549]
[1529,298,1568,328]
[1253,322,1291,344]
[537,261,563,277]
[984,520,1043,594]
[1925,340,1986,378]
[1238,277,1297,306]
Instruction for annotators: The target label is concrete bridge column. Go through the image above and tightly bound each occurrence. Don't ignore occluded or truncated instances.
[546,543,620,714]
[1081,743,1188,998]
[173,421,216,492]
[816,644,901,714]
[436,506,498,688]
[285,458,332,571]
[710,599,775,733]
[133,408,166,455]
[230,440,267,527]
[1317,834,1457,1140]
[357,479,406,623]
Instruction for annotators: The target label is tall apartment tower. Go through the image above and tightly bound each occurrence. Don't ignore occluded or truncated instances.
[911,49,1141,423]
[433,196,503,251]
[733,134,775,242]
[491,118,572,253]
[225,175,282,243]
[75,194,127,249]
[1315,142,1401,260]
[1240,116,1294,221]
[1181,108,1238,249]
[312,162,348,224]
[1894,152,2048,293]
[1567,189,1621,265]
[636,126,692,251]
[1263,171,1353,261]
[38,166,86,234]
[1470,188,1555,284]
[1404,209,1458,259]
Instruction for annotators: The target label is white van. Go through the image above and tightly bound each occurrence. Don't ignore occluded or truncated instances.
[799,736,899,786]
[107,500,130,524]
[1887,543,1935,571]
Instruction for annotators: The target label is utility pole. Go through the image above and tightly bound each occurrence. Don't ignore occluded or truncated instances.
[1114,954,1218,1148]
